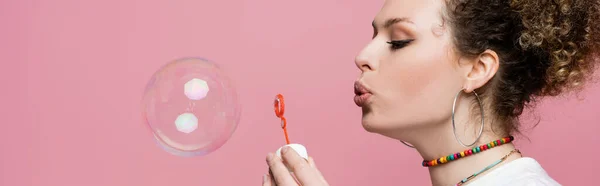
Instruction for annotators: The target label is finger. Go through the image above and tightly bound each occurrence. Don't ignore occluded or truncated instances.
[280,146,322,185]
[308,157,317,168]
[308,157,327,183]
[270,174,277,186]
[266,153,297,186]
[263,174,271,186]
[263,173,277,186]
[268,170,278,186]
[308,157,323,176]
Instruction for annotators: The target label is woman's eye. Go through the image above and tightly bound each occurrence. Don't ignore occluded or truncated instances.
[386,39,414,50]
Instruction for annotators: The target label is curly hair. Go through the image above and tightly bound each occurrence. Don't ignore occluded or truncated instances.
[444,0,600,135]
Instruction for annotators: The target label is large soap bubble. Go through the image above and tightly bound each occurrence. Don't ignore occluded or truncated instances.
[142,57,240,157]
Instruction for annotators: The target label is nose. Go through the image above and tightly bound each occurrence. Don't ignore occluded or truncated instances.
[355,55,373,72]
[354,41,379,72]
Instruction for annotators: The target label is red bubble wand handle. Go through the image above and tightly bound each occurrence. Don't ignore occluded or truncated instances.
[274,94,290,144]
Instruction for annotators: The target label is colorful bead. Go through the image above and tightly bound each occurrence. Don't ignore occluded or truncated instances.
[422,136,515,167]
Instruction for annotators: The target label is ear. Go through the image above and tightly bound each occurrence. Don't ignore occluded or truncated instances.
[463,49,500,93]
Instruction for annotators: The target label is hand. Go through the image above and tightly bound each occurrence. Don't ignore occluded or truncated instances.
[263,146,329,186]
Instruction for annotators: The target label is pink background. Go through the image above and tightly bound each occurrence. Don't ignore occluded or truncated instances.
[3,0,599,185]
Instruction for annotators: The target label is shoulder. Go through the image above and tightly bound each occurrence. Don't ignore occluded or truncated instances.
[468,157,561,186]
[503,175,561,186]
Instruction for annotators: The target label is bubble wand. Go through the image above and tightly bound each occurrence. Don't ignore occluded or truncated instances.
[273,94,308,164]
[274,94,290,144]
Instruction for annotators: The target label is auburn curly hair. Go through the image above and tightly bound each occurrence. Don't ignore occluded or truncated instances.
[444,0,600,135]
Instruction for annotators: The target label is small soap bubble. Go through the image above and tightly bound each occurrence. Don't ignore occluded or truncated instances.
[142,57,240,157]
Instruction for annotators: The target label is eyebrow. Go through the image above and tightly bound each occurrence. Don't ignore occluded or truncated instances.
[372,17,414,30]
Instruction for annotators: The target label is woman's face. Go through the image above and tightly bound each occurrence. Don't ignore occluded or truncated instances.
[354,0,465,135]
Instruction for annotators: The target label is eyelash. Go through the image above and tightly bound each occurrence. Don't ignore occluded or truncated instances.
[386,39,414,50]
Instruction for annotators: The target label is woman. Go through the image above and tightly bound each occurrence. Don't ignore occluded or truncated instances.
[263,0,599,185]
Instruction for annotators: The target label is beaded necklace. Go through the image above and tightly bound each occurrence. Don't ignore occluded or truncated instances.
[455,149,521,185]
[422,136,514,167]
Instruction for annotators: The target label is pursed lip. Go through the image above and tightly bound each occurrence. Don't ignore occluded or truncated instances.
[354,81,372,107]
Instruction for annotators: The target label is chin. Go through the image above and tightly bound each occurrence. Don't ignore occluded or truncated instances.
[360,113,392,134]
[361,120,378,133]
[360,108,375,132]
[360,111,416,138]
[361,119,404,140]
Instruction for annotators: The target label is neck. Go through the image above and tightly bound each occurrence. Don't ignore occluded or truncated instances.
[417,131,520,186]
[390,102,521,185]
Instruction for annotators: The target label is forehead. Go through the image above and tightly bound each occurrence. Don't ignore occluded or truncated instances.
[374,0,444,28]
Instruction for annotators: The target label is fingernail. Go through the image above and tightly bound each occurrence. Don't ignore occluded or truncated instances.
[281,146,289,154]
[262,174,267,183]
[266,153,273,162]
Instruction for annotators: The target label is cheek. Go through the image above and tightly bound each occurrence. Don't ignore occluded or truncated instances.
[382,49,457,101]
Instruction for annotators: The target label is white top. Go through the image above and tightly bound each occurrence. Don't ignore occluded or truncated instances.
[467,157,561,186]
